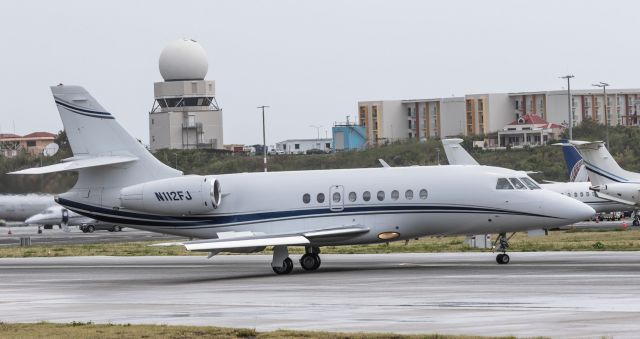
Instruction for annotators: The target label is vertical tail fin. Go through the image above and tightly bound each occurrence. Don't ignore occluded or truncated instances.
[559,139,589,182]
[572,141,640,185]
[441,138,479,165]
[51,85,180,207]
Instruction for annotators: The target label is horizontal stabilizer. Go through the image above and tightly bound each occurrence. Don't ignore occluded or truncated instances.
[9,155,138,175]
[592,191,637,206]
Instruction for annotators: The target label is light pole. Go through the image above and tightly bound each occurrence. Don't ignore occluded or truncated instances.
[309,125,322,139]
[592,82,610,147]
[258,105,269,172]
[174,153,178,170]
[560,74,575,140]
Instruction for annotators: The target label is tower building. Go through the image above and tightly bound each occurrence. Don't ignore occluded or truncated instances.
[149,39,224,151]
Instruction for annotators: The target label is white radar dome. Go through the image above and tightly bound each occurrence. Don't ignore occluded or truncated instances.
[159,39,209,81]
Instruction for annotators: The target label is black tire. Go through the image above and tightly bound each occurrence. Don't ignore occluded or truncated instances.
[300,253,321,271]
[114,226,122,232]
[86,225,95,233]
[496,254,504,264]
[634,220,639,227]
[272,257,294,275]
[499,254,510,265]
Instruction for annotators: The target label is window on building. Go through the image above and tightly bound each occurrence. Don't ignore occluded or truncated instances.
[325,143,330,149]
[377,191,385,201]
[348,192,357,202]
[515,100,520,110]
[405,189,414,200]
[295,144,300,149]
[363,191,371,201]
[26,140,36,147]
[317,193,325,203]
[302,193,310,204]
[407,107,412,116]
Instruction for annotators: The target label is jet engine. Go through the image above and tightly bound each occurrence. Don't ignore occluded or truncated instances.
[591,183,640,205]
[120,175,221,215]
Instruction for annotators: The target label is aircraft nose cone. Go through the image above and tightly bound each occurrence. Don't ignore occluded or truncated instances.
[25,216,39,224]
[566,198,596,222]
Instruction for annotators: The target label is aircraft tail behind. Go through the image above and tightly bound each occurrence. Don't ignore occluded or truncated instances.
[572,141,640,185]
[559,139,589,182]
[441,138,479,165]
[12,85,180,208]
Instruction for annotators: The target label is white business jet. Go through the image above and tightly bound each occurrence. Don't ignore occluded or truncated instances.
[442,138,626,213]
[11,86,594,273]
[571,141,640,207]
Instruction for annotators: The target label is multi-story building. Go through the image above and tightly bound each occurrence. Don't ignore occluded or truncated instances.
[358,88,640,145]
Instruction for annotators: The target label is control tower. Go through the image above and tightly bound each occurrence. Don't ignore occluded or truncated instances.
[149,39,223,151]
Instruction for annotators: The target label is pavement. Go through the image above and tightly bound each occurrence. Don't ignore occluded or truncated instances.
[0,225,184,246]
[1,252,639,338]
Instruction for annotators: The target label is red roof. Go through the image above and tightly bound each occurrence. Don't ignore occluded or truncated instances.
[21,132,56,139]
[0,133,21,139]
[508,114,563,129]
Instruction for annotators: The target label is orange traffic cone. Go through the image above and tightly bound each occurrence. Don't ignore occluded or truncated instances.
[622,222,628,230]
[7,228,12,235]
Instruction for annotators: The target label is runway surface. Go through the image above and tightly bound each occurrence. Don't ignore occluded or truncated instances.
[1,252,639,338]
[0,225,183,246]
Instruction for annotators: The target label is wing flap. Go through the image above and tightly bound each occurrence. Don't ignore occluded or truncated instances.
[9,155,138,174]
[593,191,637,206]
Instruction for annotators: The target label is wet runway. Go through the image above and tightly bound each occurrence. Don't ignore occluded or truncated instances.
[1,252,639,338]
[0,225,183,246]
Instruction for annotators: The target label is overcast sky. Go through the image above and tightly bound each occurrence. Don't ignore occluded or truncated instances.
[1,0,638,145]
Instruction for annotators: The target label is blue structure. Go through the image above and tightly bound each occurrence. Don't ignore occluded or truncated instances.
[332,124,366,152]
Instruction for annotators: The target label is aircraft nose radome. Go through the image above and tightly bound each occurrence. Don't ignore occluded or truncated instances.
[565,197,596,222]
[25,216,38,224]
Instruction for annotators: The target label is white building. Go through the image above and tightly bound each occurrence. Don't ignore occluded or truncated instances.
[276,138,332,154]
[149,39,224,151]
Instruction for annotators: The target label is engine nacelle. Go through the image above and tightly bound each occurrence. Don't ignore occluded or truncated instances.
[120,175,221,215]
[593,183,640,203]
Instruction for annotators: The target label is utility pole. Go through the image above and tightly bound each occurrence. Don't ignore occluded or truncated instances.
[592,82,610,147]
[560,74,575,140]
[258,105,269,172]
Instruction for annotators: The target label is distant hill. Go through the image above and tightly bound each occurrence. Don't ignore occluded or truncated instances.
[2,120,639,194]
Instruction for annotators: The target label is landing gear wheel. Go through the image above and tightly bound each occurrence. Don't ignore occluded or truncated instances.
[114,226,122,232]
[300,253,321,271]
[496,253,510,265]
[272,257,294,275]
[86,225,95,233]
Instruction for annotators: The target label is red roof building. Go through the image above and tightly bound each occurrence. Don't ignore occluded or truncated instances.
[498,114,565,148]
[0,132,57,157]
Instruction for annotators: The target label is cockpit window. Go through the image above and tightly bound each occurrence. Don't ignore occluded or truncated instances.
[496,178,514,190]
[520,177,541,190]
[509,178,527,190]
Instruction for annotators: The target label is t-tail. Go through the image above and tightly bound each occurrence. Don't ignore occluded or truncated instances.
[11,85,182,209]
[559,139,589,182]
[571,140,640,186]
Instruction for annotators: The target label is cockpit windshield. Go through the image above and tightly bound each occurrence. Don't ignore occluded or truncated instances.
[496,178,514,190]
[519,177,542,190]
[509,178,527,190]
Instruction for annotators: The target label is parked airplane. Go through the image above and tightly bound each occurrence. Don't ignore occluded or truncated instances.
[442,138,625,213]
[11,86,594,273]
[0,194,56,223]
[572,140,640,207]
[25,205,124,232]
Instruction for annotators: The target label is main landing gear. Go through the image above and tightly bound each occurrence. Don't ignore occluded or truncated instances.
[494,232,515,265]
[271,246,322,275]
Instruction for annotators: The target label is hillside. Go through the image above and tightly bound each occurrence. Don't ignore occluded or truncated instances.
[1,120,638,194]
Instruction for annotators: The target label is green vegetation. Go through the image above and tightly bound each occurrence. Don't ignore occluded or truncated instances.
[0,322,524,339]
[3,120,640,193]
[2,229,639,258]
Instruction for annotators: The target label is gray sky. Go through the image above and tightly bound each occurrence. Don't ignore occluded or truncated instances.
[1,0,638,145]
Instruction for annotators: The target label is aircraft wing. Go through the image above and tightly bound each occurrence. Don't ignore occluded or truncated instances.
[152,225,369,252]
[9,155,138,174]
[592,191,637,206]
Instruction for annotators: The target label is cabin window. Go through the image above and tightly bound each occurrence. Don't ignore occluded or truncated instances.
[574,192,577,197]
[586,192,590,197]
[333,192,341,203]
[496,178,514,190]
[391,190,399,200]
[302,193,310,204]
[419,189,428,199]
[363,191,371,201]
[377,191,385,201]
[348,192,357,202]
[508,178,527,190]
[580,192,584,197]
[405,190,414,200]
[317,193,325,203]
[520,177,541,190]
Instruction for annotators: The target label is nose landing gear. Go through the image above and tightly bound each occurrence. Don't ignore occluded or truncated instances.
[494,232,515,265]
